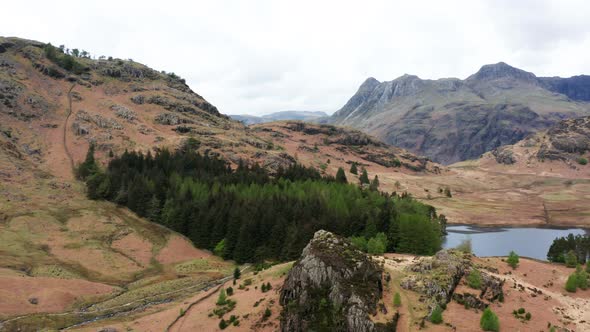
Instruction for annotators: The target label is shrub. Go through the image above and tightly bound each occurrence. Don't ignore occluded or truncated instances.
[263,308,272,320]
[525,312,531,320]
[367,233,388,255]
[480,308,500,331]
[350,163,358,174]
[430,305,443,324]
[217,288,227,305]
[393,292,402,307]
[444,187,452,198]
[565,273,578,292]
[507,251,519,269]
[219,319,228,329]
[467,269,482,289]
[349,236,368,252]
[233,267,241,280]
[576,270,589,290]
[565,250,578,268]
[578,157,588,165]
[226,287,234,296]
[517,308,525,314]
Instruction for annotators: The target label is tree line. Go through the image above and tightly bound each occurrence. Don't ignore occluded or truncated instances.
[79,144,445,263]
[547,233,590,264]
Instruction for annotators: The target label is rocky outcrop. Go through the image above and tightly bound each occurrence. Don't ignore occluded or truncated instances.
[402,250,504,321]
[535,116,590,162]
[154,112,194,125]
[110,104,136,121]
[491,146,516,164]
[401,250,471,315]
[280,230,387,332]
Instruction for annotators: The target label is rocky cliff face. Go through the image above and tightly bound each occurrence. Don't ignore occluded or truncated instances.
[330,62,590,164]
[279,230,390,332]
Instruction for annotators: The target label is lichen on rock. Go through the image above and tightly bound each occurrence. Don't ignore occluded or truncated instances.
[279,230,389,332]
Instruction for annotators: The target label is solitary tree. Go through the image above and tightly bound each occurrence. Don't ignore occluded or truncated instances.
[233,267,241,280]
[359,169,370,185]
[370,175,380,191]
[507,251,519,269]
[480,308,500,331]
[350,163,358,175]
[335,167,347,183]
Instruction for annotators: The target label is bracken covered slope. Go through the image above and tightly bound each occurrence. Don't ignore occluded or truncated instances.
[330,62,590,164]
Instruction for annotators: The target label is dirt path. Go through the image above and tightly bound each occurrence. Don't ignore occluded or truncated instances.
[63,83,76,173]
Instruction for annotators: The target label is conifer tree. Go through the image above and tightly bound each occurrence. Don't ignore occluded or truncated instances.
[350,163,358,175]
[335,167,347,183]
[370,175,380,191]
[507,251,519,269]
[359,169,370,185]
[480,308,500,331]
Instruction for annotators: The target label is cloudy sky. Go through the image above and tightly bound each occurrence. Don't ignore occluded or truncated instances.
[2,0,589,115]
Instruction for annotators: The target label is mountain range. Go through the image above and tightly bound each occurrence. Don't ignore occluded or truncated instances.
[329,62,590,164]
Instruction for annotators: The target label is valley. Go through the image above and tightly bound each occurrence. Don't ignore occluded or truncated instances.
[1,35,590,332]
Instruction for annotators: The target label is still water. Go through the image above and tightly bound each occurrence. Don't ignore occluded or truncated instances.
[442,225,588,261]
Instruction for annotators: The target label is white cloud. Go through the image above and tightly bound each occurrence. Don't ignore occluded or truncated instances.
[2,0,589,115]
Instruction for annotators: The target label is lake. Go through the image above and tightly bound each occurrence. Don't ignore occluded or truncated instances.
[442,225,589,261]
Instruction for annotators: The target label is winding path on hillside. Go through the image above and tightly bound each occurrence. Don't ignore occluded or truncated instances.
[63,83,76,173]
[0,265,250,331]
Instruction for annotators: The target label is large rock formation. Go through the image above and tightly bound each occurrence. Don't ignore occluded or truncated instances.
[401,250,504,321]
[279,230,390,332]
[329,62,590,164]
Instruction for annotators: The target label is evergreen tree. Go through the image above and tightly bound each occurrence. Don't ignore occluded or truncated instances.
[77,143,99,180]
[350,163,358,175]
[335,167,347,184]
[370,175,380,191]
[480,308,500,331]
[233,267,241,280]
[507,251,519,269]
[359,169,370,185]
[146,195,161,222]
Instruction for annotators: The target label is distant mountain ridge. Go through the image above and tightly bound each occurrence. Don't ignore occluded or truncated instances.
[231,110,328,125]
[330,62,590,164]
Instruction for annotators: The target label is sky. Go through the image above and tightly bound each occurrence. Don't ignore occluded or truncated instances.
[2,0,590,115]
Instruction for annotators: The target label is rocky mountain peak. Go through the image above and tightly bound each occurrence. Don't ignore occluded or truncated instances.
[358,76,381,92]
[279,230,386,332]
[468,61,538,83]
